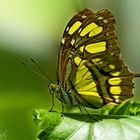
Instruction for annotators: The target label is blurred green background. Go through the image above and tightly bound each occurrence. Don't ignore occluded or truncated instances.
[0,0,140,139]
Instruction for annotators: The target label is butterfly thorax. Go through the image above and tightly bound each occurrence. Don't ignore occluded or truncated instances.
[49,83,78,106]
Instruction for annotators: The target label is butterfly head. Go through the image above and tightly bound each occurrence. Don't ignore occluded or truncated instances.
[49,83,60,95]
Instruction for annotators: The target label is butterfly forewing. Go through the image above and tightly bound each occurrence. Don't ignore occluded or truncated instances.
[56,9,139,108]
[57,9,93,87]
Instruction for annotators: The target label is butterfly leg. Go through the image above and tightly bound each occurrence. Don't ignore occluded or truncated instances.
[73,94,98,121]
[78,104,83,113]
[82,106,98,122]
[49,93,55,112]
[74,98,83,113]
[60,101,64,117]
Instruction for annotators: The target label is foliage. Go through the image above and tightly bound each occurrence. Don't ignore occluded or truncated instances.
[33,101,140,140]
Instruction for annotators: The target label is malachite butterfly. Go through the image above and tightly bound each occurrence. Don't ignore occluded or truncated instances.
[49,9,140,110]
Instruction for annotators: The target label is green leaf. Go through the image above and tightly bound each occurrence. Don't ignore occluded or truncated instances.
[91,100,140,115]
[33,101,140,140]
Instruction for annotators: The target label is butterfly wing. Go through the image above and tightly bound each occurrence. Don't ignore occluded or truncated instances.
[57,9,138,108]
[57,9,93,87]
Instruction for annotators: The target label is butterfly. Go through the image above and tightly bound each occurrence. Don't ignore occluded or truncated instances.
[49,8,140,110]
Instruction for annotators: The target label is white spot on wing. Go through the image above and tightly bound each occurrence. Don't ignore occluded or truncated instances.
[71,39,75,46]
[78,28,82,33]
[103,19,108,23]
[115,99,120,103]
[98,16,103,20]
[82,15,87,18]
[66,26,69,31]
[62,37,65,44]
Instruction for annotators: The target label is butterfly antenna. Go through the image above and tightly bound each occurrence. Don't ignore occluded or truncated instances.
[21,61,52,83]
[30,58,52,83]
